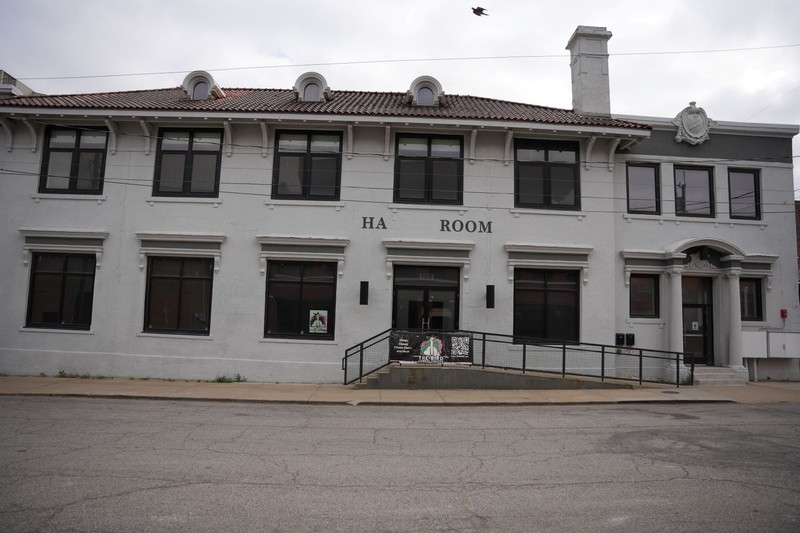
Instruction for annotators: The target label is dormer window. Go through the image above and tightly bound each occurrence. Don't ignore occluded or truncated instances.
[191,81,209,100]
[182,71,225,101]
[294,72,331,102]
[407,75,444,106]
[303,83,320,102]
[417,87,435,106]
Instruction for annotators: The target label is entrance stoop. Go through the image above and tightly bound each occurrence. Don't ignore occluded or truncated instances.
[352,364,635,390]
[692,366,749,385]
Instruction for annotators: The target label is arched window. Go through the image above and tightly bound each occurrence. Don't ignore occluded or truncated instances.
[191,81,209,100]
[417,87,435,106]
[303,83,320,102]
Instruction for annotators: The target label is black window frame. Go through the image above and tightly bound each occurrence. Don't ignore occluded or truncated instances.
[271,131,343,201]
[26,252,97,330]
[629,273,660,318]
[740,277,763,321]
[513,268,580,343]
[674,165,715,217]
[153,129,224,198]
[143,256,214,335]
[626,163,661,215]
[728,168,761,220]
[39,126,108,195]
[514,139,580,210]
[394,133,464,205]
[265,260,337,340]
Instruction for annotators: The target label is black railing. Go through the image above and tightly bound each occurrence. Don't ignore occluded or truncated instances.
[343,329,693,387]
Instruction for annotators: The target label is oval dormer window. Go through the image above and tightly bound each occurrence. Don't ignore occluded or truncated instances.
[192,81,209,100]
[303,83,320,102]
[417,86,435,106]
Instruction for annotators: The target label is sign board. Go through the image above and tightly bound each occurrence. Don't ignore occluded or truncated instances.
[389,331,473,363]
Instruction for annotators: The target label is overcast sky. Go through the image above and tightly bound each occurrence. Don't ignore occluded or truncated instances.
[3,0,799,194]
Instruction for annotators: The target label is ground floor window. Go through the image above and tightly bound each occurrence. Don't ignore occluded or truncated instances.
[265,261,336,338]
[513,269,579,342]
[27,252,96,329]
[144,256,214,334]
[740,278,763,321]
[630,274,659,318]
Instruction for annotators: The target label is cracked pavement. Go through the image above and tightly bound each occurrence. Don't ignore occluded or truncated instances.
[0,397,799,532]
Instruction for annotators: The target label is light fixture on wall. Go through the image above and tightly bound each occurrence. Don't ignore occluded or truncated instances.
[360,281,369,305]
[486,285,495,309]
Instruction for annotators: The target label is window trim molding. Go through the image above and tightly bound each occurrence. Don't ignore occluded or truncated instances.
[256,235,349,278]
[20,228,108,269]
[383,238,474,281]
[135,232,225,274]
[504,243,592,285]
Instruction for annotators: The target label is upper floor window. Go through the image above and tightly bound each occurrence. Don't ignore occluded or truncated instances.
[675,166,714,217]
[26,252,96,330]
[728,169,760,220]
[154,129,223,197]
[303,83,320,102]
[626,163,660,215]
[39,127,108,194]
[417,87,435,106]
[395,134,463,204]
[272,132,342,200]
[515,139,580,209]
[191,81,209,100]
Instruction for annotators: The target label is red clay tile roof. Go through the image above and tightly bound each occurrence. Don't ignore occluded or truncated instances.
[0,87,649,129]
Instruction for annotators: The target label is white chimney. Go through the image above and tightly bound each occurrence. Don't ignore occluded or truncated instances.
[565,26,612,117]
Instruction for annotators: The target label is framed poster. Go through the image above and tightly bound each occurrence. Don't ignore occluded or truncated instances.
[309,310,328,334]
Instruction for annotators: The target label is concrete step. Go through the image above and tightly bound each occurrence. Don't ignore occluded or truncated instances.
[692,366,748,386]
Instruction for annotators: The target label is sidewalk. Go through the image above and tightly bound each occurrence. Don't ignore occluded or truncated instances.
[2,375,800,405]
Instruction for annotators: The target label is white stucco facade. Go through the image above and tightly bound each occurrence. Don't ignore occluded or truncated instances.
[1,27,798,383]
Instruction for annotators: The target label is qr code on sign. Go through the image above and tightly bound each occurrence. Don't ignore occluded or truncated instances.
[450,336,470,356]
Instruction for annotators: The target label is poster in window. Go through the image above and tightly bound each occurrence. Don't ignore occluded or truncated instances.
[309,310,328,334]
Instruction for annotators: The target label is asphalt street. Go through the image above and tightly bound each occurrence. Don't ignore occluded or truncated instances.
[1,397,799,532]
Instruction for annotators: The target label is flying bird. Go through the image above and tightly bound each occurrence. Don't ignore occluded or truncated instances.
[472,7,489,16]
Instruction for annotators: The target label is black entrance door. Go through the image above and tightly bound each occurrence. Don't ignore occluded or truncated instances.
[392,266,459,331]
[682,276,713,365]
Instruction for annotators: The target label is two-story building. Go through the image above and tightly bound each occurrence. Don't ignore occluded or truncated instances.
[1,26,798,383]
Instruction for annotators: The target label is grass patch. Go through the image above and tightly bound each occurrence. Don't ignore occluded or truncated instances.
[212,373,247,383]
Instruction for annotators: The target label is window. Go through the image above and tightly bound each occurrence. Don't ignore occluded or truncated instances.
[26,253,96,329]
[729,169,760,220]
[144,257,214,334]
[395,134,463,204]
[265,261,337,339]
[303,83,320,102]
[740,278,763,321]
[515,140,580,209]
[154,130,223,197]
[417,87,435,106]
[513,269,579,342]
[272,132,342,200]
[191,81,209,100]
[630,274,659,318]
[675,166,714,217]
[39,127,108,194]
[627,163,660,214]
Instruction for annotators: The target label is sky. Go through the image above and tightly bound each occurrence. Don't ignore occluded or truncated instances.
[2,0,799,194]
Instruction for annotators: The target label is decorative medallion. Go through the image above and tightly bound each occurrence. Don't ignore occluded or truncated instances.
[672,102,715,145]
[686,251,715,270]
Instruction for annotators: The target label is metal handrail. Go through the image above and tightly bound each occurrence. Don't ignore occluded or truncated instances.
[342,328,692,387]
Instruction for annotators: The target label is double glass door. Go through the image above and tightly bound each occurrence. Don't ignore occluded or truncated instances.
[392,266,459,331]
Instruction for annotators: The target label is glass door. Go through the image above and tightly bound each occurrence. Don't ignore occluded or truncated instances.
[392,266,460,331]
[682,277,713,365]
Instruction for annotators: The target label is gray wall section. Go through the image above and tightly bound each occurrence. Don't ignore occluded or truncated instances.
[625,130,793,164]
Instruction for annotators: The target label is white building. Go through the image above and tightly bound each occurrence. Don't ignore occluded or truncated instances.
[1,26,798,383]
